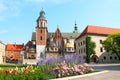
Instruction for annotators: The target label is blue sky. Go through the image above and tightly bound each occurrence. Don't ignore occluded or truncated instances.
[0,0,120,44]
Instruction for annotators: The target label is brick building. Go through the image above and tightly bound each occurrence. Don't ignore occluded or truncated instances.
[5,44,24,63]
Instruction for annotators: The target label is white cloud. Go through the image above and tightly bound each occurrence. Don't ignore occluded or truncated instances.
[0,0,21,21]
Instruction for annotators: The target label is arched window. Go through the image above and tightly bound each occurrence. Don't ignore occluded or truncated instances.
[41,22,42,27]
[40,52,43,58]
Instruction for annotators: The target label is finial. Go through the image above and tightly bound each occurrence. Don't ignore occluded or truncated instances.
[75,20,77,26]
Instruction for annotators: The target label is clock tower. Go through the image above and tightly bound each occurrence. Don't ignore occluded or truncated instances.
[36,9,47,60]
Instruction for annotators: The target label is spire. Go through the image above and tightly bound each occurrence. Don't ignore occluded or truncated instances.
[73,20,79,33]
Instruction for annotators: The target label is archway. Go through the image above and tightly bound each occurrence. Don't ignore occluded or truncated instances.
[91,55,99,63]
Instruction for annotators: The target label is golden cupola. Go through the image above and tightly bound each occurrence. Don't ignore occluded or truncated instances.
[64,38,74,48]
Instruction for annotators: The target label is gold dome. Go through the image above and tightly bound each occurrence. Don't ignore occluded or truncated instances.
[64,42,74,48]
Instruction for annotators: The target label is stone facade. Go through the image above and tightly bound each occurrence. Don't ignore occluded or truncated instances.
[76,25,120,63]
[0,41,5,64]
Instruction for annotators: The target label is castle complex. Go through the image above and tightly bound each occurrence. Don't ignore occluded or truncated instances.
[1,9,120,64]
[22,9,79,64]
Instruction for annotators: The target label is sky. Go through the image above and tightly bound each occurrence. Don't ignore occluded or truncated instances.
[0,0,120,44]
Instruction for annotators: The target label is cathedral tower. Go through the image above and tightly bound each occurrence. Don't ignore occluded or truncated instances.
[36,9,47,60]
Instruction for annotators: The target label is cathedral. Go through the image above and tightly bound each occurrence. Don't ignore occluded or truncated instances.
[22,9,80,64]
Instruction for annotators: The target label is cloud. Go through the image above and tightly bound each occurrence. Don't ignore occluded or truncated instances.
[0,0,21,21]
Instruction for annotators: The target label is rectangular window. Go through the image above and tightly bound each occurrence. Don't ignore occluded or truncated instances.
[84,48,86,53]
[83,40,85,45]
[41,29,42,33]
[40,36,42,40]
[100,47,103,52]
[81,42,82,46]
[79,49,80,54]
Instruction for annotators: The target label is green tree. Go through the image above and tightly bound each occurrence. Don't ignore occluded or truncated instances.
[102,33,120,60]
[86,36,96,63]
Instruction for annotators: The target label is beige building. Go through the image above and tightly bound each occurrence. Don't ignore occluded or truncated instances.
[0,41,5,64]
[76,25,120,63]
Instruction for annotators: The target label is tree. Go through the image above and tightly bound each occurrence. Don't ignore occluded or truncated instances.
[102,33,120,60]
[86,36,96,63]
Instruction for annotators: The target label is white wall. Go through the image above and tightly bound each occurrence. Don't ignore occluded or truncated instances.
[36,45,46,60]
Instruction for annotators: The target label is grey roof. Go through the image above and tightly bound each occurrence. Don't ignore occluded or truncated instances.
[31,32,80,41]
[31,32,36,41]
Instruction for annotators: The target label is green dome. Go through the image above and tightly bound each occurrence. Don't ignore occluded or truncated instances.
[38,9,46,20]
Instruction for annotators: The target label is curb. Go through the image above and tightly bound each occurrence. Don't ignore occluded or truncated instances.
[50,70,109,80]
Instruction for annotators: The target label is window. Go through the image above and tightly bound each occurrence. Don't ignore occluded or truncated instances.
[40,29,42,33]
[55,48,57,51]
[44,23,45,27]
[100,47,103,52]
[47,48,49,51]
[51,47,53,51]
[114,56,117,60]
[100,40,102,44]
[103,56,106,60]
[68,48,71,51]
[84,48,86,53]
[110,56,112,60]
[81,48,83,53]
[81,42,82,46]
[41,22,42,27]
[79,49,80,54]
[40,36,42,40]
[40,52,43,58]
[83,40,85,45]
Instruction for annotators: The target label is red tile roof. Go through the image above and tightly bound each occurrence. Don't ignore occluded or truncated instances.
[76,25,120,40]
[6,44,24,51]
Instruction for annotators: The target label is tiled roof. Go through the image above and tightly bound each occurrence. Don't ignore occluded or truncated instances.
[6,44,24,51]
[76,25,120,40]
[31,32,80,41]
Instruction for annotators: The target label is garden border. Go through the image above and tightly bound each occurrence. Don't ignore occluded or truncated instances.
[50,70,109,80]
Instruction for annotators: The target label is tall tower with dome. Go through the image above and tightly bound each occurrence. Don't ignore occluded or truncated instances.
[36,9,47,60]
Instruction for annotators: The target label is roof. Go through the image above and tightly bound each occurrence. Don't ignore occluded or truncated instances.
[0,41,5,45]
[31,32,80,41]
[6,44,24,51]
[76,25,120,40]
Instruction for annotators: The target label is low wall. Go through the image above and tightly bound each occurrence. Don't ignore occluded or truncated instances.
[23,59,37,65]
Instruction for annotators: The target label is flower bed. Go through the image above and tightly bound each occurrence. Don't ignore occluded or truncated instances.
[49,61,94,78]
[0,63,94,80]
[0,54,95,80]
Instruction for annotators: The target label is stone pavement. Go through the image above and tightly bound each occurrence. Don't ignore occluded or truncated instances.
[70,70,120,80]
[51,63,120,80]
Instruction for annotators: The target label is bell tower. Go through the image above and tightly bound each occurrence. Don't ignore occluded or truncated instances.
[36,9,47,60]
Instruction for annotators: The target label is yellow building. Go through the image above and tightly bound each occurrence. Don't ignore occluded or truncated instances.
[0,41,5,64]
[76,25,120,63]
